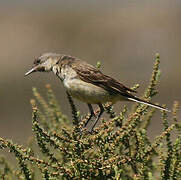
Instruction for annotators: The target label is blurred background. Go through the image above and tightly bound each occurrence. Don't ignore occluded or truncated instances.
[0,0,181,144]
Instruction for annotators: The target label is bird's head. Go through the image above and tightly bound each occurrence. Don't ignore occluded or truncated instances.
[25,53,61,76]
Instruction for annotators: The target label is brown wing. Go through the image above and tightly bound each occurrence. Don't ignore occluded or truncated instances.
[69,59,137,97]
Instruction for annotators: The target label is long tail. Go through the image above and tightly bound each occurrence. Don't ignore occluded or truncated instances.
[128,96,171,112]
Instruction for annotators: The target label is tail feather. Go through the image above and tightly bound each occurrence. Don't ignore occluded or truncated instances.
[128,97,170,112]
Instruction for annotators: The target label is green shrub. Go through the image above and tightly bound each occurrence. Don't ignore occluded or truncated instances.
[0,54,180,179]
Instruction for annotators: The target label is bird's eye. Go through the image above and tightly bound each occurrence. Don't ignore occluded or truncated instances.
[34,58,41,65]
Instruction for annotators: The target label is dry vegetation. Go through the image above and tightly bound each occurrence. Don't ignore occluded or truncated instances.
[0,54,180,179]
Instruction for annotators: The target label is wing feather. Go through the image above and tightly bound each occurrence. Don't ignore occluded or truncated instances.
[69,59,136,97]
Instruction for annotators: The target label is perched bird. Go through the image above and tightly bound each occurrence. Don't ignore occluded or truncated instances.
[25,53,170,131]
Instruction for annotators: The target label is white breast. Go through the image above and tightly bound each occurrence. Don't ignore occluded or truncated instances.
[53,65,123,104]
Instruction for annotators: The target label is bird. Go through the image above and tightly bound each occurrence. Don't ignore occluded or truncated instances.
[25,53,170,131]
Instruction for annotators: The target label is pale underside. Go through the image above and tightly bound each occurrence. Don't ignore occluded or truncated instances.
[64,78,127,104]
[52,64,127,104]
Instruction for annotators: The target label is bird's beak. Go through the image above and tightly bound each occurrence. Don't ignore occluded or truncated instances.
[24,66,38,76]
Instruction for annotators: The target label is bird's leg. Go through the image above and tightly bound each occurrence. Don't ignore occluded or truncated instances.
[90,103,104,132]
[84,104,96,128]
